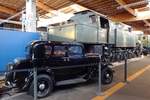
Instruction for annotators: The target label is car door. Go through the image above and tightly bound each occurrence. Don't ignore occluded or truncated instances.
[66,45,87,76]
[51,45,67,67]
[44,44,67,69]
[49,45,72,81]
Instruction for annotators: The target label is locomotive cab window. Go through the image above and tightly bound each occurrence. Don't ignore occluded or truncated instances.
[128,27,132,32]
[100,17,109,28]
[89,15,97,23]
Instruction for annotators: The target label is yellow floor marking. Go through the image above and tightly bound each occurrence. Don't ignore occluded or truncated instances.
[103,82,125,98]
[128,65,150,82]
[92,65,150,100]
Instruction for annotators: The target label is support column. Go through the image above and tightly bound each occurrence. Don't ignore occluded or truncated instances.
[97,45,103,96]
[21,11,26,31]
[33,67,37,100]
[124,51,128,82]
[25,0,37,32]
[98,55,102,95]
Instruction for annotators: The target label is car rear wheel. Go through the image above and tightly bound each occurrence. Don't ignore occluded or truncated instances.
[101,67,113,84]
[28,74,53,98]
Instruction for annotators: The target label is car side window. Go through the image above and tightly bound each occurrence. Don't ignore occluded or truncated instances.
[68,46,83,57]
[54,46,66,57]
[45,45,52,57]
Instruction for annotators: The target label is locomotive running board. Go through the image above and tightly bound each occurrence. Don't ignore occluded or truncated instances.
[56,78,86,86]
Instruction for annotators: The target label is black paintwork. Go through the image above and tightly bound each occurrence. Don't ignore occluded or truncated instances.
[5,41,101,90]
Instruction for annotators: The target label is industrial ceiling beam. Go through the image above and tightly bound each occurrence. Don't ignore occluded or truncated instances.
[115,0,136,16]
[132,26,149,31]
[0,0,69,26]
[36,0,56,15]
[36,1,53,12]
[144,30,150,34]
[115,0,150,31]
[0,10,25,25]
[0,18,21,25]
[36,0,72,16]
[110,12,150,22]
[0,1,52,26]
[136,6,150,12]
[0,1,54,17]
[0,0,56,24]
[0,0,57,26]
[0,5,16,15]
[143,20,150,26]
[117,0,148,10]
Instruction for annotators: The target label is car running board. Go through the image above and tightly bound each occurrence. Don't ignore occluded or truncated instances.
[56,78,86,86]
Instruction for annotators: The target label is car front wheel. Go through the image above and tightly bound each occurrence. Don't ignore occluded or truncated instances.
[28,74,54,98]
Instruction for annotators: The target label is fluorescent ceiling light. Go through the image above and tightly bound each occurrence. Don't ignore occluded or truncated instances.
[38,13,74,27]
[38,4,87,27]
[70,4,81,12]
[132,31,144,35]
[146,0,150,7]
[70,4,87,12]
[136,10,150,18]
[135,1,150,18]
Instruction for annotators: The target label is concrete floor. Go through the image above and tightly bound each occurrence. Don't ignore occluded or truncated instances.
[107,66,150,100]
[1,56,150,100]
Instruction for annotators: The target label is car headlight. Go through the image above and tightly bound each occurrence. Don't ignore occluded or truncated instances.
[104,47,108,50]
[10,65,13,70]
[14,59,20,64]
[7,63,14,71]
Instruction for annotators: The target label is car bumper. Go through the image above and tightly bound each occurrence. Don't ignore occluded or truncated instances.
[5,72,16,88]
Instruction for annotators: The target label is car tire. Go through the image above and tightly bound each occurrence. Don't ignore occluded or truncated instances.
[28,74,53,98]
[101,67,113,85]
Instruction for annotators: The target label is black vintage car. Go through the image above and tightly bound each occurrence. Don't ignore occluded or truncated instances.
[5,41,113,98]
